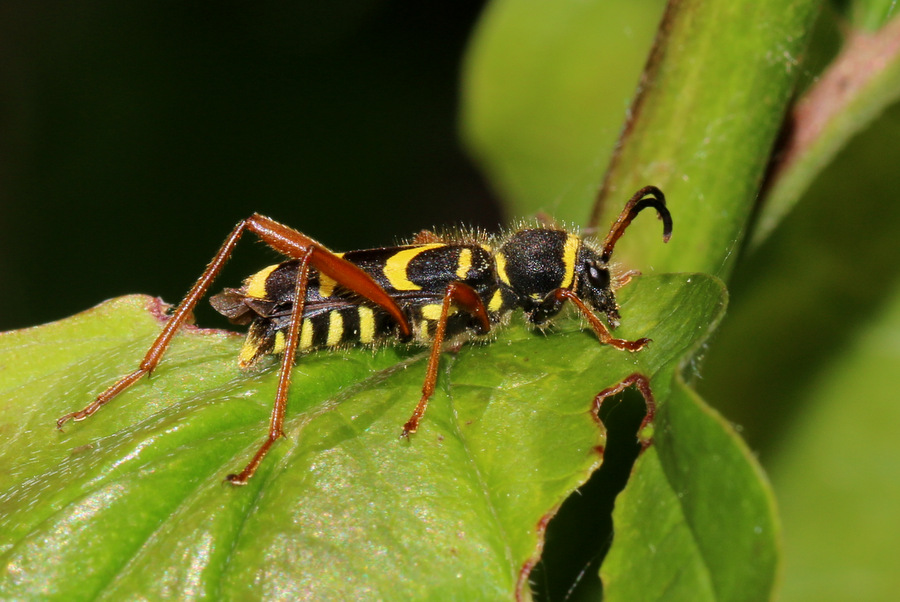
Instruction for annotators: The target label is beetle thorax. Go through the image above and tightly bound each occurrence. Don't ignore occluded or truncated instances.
[496,229,580,322]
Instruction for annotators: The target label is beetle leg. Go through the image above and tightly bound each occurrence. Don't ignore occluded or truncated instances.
[226,247,314,485]
[615,269,642,288]
[551,288,649,352]
[57,214,410,429]
[409,229,443,244]
[534,211,558,229]
[401,281,491,438]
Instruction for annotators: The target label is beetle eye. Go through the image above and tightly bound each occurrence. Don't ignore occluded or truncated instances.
[587,264,610,289]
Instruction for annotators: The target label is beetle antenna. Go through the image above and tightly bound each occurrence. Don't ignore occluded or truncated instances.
[600,186,673,262]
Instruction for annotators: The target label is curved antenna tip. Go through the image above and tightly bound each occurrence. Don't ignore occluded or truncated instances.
[600,186,673,262]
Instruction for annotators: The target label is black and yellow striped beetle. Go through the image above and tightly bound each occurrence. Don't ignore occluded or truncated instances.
[57,186,672,484]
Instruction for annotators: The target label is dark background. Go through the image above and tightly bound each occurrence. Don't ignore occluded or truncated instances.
[0,1,501,331]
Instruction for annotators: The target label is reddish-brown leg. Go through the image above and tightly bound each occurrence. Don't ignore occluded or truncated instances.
[226,247,314,485]
[551,289,649,352]
[616,269,642,287]
[593,373,656,450]
[534,211,558,228]
[409,229,443,244]
[57,214,410,429]
[401,281,491,437]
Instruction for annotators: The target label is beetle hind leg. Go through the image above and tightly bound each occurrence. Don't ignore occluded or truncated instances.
[226,247,314,485]
[57,214,412,486]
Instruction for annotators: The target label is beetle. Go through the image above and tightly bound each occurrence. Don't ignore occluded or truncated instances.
[57,185,671,484]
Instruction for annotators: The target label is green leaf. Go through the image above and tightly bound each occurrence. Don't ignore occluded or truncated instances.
[1,274,725,600]
[601,380,779,602]
[463,1,811,597]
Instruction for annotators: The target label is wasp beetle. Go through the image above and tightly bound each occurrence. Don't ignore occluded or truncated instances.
[58,186,672,484]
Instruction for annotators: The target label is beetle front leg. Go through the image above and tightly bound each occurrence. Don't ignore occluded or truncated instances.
[551,288,649,352]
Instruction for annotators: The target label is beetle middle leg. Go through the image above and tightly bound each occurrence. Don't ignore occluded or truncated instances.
[401,281,491,438]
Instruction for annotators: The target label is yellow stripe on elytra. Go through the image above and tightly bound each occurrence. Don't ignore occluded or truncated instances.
[456,248,472,279]
[488,289,504,312]
[245,264,279,299]
[495,251,511,286]
[315,251,343,296]
[560,233,580,289]
[383,244,444,291]
[300,318,314,350]
[327,310,344,347]
[318,273,338,297]
[358,306,375,344]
